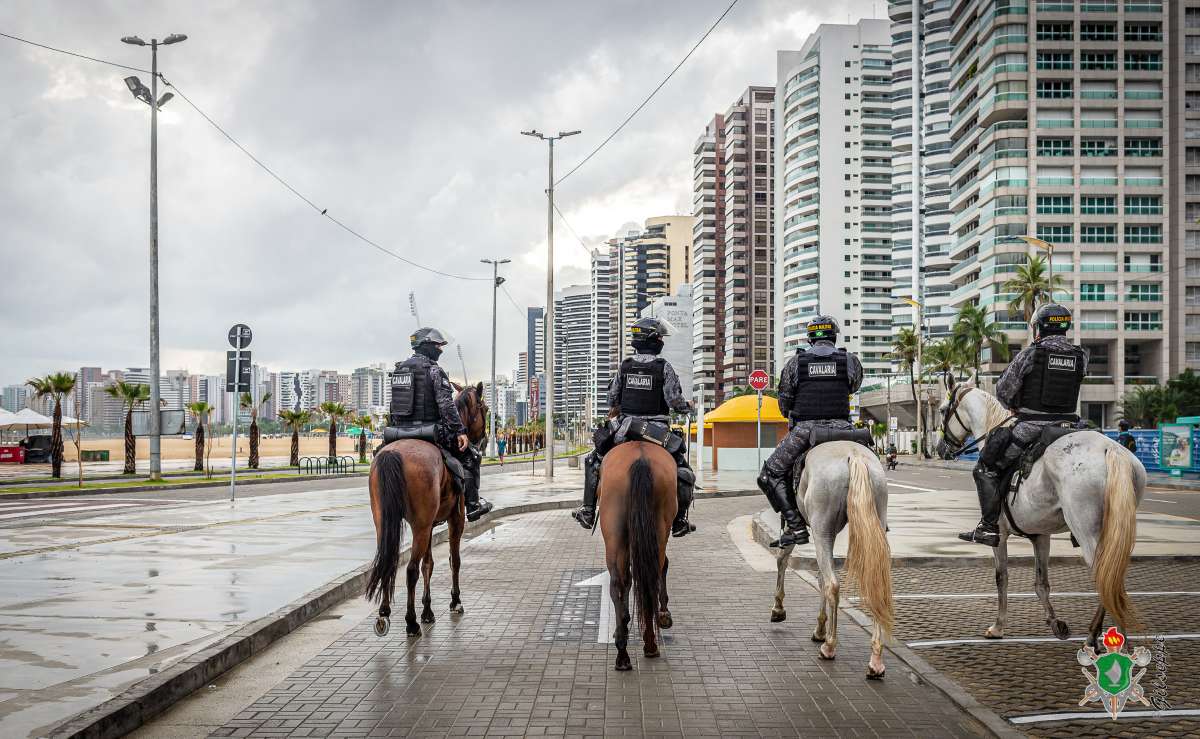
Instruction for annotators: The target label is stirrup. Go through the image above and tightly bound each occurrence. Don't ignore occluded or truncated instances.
[957,522,1000,547]
[671,516,695,538]
[770,524,809,548]
[572,505,596,530]
[466,498,492,522]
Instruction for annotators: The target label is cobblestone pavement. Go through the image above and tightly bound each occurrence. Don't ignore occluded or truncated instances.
[213,497,988,738]
[841,561,1200,737]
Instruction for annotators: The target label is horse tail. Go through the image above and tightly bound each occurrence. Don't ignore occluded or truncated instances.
[845,454,894,639]
[366,450,408,604]
[1094,448,1140,631]
[627,455,662,637]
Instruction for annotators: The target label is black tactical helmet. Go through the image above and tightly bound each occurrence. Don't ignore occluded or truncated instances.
[806,315,840,343]
[410,327,450,349]
[630,317,670,341]
[1033,303,1072,337]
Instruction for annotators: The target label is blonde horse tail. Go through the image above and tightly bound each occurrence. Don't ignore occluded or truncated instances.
[1095,448,1140,631]
[845,454,894,639]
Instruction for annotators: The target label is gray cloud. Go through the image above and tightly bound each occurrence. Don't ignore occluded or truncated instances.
[0,0,877,385]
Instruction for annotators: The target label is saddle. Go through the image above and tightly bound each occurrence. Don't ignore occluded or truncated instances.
[620,417,684,455]
[1003,424,1087,539]
[379,424,465,485]
[808,426,875,450]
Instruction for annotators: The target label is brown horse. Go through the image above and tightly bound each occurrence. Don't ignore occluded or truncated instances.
[365,381,488,637]
[599,441,677,671]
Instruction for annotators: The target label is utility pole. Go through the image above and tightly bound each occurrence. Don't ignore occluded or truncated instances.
[481,258,511,458]
[121,32,186,481]
[521,128,579,478]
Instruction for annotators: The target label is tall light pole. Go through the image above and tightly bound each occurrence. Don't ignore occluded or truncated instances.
[521,129,579,478]
[122,32,186,481]
[481,258,511,458]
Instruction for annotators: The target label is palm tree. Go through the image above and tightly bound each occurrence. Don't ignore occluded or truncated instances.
[354,414,374,463]
[922,339,966,385]
[1003,255,1066,343]
[318,401,349,460]
[952,303,1011,377]
[105,381,150,474]
[889,326,921,420]
[1121,385,1183,426]
[186,401,213,472]
[279,409,312,467]
[25,373,77,479]
[240,391,273,469]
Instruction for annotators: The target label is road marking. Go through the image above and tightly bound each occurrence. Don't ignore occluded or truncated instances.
[887,482,936,492]
[852,591,1200,601]
[908,632,1200,648]
[1009,709,1200,725]
[1146,498,1176,504]
[574,571,613,644]
[0,498,121,510]
[0,503,140,520]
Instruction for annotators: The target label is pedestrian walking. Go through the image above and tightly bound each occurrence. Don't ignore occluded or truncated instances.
[497,435,507,465]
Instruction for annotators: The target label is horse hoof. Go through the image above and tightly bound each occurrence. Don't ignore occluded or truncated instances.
[643,646,660,658]
[770,609,786,623]
[866,666,885,681]
[373,617,390,637]
[615,654,632,671]
[405,619,421,637]
[449,604,465,615]
[984,628,1004,639]
[421,612,436,624]
[657,612,673,629]
[1052,620,1070,640]
[819,644,836,660]
[811,630,825,642]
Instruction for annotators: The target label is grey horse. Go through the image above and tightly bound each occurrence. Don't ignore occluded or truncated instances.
[770,441,894,679]
[936,380,1146,647]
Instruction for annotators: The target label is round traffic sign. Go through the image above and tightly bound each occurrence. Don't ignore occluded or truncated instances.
[748,369,770,391]
[228,323,252,349]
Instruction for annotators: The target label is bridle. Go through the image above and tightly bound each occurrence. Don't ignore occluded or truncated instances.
[939,385,1012,459]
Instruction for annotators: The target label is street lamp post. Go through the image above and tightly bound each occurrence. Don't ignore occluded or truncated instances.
[121,32,186,481]
[898,297,924,456]
[481,258,511,458]
[521,129,579,479]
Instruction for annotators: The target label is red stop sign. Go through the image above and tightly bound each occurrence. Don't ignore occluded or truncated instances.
[748,369,770,391]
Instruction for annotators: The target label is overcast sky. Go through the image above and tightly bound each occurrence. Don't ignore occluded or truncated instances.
[1,0,877,387]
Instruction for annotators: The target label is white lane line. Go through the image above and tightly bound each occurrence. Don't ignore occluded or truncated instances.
[0,498,120,510]
[908,632,1200,648]
[1146,498,1176,504]
[0,503,139,520]
[1010,709,1200,725]
[887,482,936,492]
[852,591,1200,601]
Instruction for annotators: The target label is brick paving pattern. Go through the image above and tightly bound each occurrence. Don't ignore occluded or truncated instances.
[213,497,986,738]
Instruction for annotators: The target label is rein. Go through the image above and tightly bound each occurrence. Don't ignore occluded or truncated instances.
[941,386,1013,459]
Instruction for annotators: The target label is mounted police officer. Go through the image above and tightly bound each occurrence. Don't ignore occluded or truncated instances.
[958,303,1088,546]
[572,317,696,537]
[386,327,493,521]
[758,316,863,548]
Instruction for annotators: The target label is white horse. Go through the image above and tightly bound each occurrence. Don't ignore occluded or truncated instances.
[770,442,894,679]
[936,380,1146,646]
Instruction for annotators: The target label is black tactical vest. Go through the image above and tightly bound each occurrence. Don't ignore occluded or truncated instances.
[618,357,669,416]
[789,348,851,422]
[1017,343,1086,416]
[389,356,439,425]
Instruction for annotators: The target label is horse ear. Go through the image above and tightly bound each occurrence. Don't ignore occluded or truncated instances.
[966,368,978,388]
[476,381,484,398]
[450,381,463,392]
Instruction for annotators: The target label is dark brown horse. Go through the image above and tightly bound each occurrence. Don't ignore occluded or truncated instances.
[365,381,487,637]
[599,441,678,671]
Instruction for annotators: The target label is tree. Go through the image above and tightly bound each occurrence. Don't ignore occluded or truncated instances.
[279,409,312,467]
[26,373,77,479]
[921,339,967,386]
[104,381,150,475]
[1167,369,1200,417]
[318,402,349,460]
[1120,385,1184,427]
[240,391,273,470]
[728,385,780,399]
[186,401,213,472]
[354,414,374,463]
[1003,255,1066,343]
[952,303,1011,377]
[889,325,922,421]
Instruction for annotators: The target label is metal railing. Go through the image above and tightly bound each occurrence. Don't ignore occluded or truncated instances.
[298,455,359,475]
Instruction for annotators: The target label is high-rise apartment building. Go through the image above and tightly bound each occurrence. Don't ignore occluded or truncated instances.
[692,114,726,409]
[775,21,894,373]
[2,384,30,412]
[892,0,956,340]
[642,285,695,401]
[590,246,619,417]
[351,364,388,414]
[615,216,695,357]
[946,0,1182,424]
[1170,2,1200,372]
[553,284,592,421]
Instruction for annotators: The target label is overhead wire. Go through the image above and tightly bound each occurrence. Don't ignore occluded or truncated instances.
[553,0,740,186]
[500,283,527,320]
[0,30,150,73]
[553,202,597,258]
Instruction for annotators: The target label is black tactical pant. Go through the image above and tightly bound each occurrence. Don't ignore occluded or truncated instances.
[763,419,852,481]
[583,416,692,508]
[973,419,1062,527]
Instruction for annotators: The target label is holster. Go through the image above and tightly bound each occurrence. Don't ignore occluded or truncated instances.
[592,421,616,455]
[384,423,438,444]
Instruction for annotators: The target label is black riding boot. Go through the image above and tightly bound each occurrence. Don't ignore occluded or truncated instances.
[672,467,696,537]
[573,453,601,530]
[464,469,492,522]
[958,466,1002,546]
[757,472,809,547]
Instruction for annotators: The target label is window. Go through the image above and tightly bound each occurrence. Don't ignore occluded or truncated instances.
[1037,22,1074,41]
[1080,51,1117,70]
[1125,311,1161,330]
[1187,175,1200,195]
[1081,283,1110,301]
[1037,80,1073,98]
[1125,225,1163,243]
[1188,287,1200,306]
[1038,224,1073,243]
[1037,195,1073,214]
[1188,259,1200,278]
[1080,224,1116,243]
[1081,138,1117,156]
[1126,51,1163,71]
[1124,22,1162,41]
[1037,51,1073,70]
[1187,343,1200,362]
[1080,22,1117,41]
[1037,137,1073,156]
[1125,195,1162,215]
[1081,195,1117,214]
[1126,283,1161,301]
[1125,137,1162,157]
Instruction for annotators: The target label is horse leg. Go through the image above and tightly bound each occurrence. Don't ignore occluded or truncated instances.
[404,529,429,637]
[771,543,795,623]
[610,556,632,671]
[866,621,886,680]
[1032,534,1069,639]
[448,502,465,615]
[815,530,839,659]
[420,544,436,624]
[985,528,1010,639]
[657,556,672,629]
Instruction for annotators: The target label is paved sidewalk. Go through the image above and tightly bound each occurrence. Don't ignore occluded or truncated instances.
[0,469,581,738]
[208,498,986,738]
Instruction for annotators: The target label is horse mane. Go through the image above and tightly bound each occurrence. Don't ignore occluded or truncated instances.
[968,387,1013,429]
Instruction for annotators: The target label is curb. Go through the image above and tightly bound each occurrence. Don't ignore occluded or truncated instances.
[751,510,1200,567]
[0,472,367,500]
[49,497,581,739]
